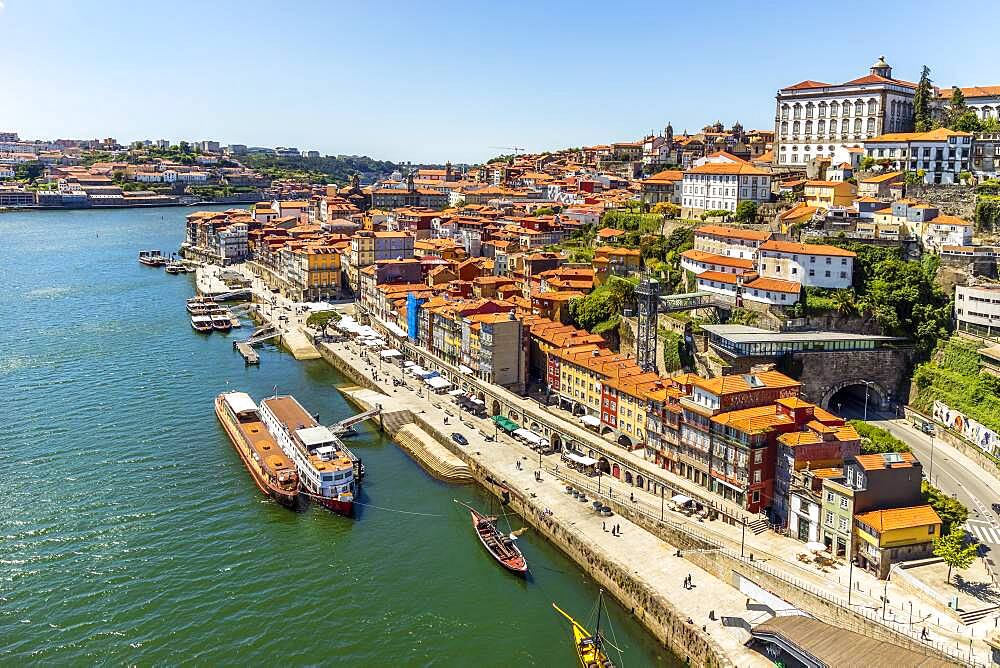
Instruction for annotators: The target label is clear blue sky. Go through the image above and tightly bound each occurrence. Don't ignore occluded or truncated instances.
[2,0,999,164]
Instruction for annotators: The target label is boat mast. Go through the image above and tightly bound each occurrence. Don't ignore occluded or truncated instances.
[594,588,603,645]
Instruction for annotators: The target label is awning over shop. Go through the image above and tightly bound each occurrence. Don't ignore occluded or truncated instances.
[564,451,597,466]
[447,389,464,396]
[379,348,402,358]
[671,494,693,505]
[492,415,518,432]
[458,364,474,374]
[580,415,601,428]
[384,322,407,339]
[425,376,452,390]
[513,429,545,445]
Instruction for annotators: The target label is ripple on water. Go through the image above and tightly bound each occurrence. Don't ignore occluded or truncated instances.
[0,208,674,667]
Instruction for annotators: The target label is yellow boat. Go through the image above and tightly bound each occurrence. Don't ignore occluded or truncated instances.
[552,589,618,668]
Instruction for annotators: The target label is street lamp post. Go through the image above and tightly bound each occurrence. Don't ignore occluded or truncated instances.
[929,432,936,482]
[847,555,855,606]
[660,486,665,521]
[741,517,747,558]
[863,380,871,421]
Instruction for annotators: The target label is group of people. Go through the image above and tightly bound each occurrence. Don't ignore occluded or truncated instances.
[603,521,623,536]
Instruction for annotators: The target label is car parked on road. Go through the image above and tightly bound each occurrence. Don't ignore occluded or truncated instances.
[451,432,468,445]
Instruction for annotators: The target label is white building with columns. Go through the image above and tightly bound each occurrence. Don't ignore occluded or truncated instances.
[773,57,916,167]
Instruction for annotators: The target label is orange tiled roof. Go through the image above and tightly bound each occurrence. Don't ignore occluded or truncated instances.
[759,240,856,257]
[855,505,941,532]
[854,452,916,471]
[696,225,772,242]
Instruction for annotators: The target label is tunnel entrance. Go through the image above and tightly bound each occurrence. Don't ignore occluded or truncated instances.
[826,382,885,418]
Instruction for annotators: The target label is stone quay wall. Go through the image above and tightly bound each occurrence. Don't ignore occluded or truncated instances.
[316,339,731,667]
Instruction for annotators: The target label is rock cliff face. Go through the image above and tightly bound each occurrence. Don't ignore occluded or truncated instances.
[907,183,977,221]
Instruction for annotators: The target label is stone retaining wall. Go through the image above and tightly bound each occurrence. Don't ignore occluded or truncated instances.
[904,406,1000,485]
[411,413,732,668]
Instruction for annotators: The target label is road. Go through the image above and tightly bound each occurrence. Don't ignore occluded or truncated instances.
[842,396,1000,572]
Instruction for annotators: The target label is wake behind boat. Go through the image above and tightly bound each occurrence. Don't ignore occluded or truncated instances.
[456,499,528,575]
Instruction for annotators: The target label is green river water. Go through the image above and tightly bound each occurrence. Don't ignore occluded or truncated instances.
[0,206,679,666]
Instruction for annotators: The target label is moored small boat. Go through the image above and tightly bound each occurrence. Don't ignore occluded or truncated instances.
[165,261,189,274]
[553,590,619,668]
[457,500,528,575]
[215,392,300,508]
[186,296,218,314]
[191,315,214,332]
[211,310,234,331]
[138,249,168,266]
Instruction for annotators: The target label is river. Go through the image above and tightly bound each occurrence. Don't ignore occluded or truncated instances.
[0,206,677,665]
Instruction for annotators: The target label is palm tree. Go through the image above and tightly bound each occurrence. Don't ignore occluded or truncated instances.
[832,289,858,316]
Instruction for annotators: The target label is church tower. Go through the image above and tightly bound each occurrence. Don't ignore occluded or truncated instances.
[870,55,892,79]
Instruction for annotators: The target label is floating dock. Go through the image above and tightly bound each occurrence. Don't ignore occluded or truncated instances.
[235,341,259,365]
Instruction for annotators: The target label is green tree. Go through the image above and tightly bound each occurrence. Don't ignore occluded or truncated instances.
[859,156,876,171]
[652,202,680,218]
[922,481,969,535]
[734,200,758,224]
[933,528,977,584]
[948,86,966,118]
[913,66,933,132]
[951,111,982,133]
[15,160,44,181]
[848,420,910,454]
[982,117,1000,133]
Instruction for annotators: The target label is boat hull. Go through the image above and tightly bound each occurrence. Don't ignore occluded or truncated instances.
[214,397,299,509]
[470,508,528,575]
[312,494,355,517]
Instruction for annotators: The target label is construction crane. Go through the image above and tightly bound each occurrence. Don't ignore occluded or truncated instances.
[489,145,525,155]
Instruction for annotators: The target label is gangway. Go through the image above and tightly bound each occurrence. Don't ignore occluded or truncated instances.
[213,288,252,302]
[329,407,381,436]
[235,324,280,347]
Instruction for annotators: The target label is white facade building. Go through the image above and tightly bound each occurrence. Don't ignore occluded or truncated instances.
[681,162,771,215]
[942,86,1000,121]
[863,128,972,185]
[774,57,916,167]
[692,224,772,259]
[955,281,1000,339]
[757,240,855,289]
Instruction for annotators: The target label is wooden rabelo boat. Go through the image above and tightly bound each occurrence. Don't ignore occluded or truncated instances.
[553,589,619,668]
[215,392,300,508]
[456,500,528,575]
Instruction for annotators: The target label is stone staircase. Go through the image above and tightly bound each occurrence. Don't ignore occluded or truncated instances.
[393,424,472,483]
[747,517,770,535]
[380,409,416,435]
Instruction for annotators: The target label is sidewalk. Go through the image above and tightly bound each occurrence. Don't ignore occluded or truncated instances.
[325,338,986,665]
[322,338,769,665]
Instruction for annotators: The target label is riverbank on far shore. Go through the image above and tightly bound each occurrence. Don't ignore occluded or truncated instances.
[0,197,261,214]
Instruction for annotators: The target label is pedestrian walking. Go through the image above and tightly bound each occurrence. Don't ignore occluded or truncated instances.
[630,492,634,503]
[603,521,607,532]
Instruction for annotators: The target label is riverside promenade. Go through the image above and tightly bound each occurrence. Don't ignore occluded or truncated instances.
[317,335,767,667]
[187,259,979,665]
[313,319,978,667]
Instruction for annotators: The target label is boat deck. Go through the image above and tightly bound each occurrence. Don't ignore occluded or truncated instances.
[234,414,296,478]
[261,396,354,474]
